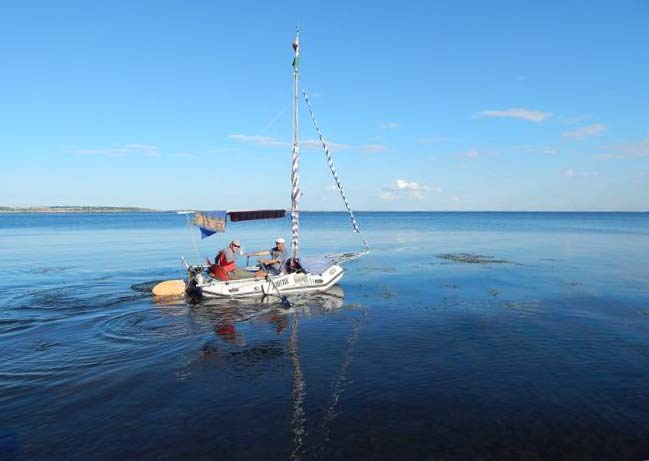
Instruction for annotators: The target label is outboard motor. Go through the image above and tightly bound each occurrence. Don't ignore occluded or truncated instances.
[185,266,203,298]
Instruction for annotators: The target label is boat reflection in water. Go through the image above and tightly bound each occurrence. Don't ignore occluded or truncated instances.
[167,285,346,350]
[172,284,360,459]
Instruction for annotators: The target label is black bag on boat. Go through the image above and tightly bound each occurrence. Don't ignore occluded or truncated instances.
[285,258,304,274]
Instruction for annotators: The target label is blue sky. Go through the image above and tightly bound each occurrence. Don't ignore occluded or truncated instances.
[1,1,648,211]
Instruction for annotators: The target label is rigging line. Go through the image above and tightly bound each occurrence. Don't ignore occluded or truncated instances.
[317,308,368,454]
[185,213,201,263]
[289,310,306,461]
[302,89,370,253]
[325,251,366,266]
[259,99,292,135]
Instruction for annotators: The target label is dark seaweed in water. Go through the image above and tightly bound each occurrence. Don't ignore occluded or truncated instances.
[130,280,168,293]
[436,253,511,264]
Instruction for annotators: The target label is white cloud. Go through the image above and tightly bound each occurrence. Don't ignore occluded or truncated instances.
[475,108,551,122]
[358,144,388,153]
[379,178,441,200]
[324,184,337,192]
[463,149,480,159]
[302,139,386,153]
[562,114,593,126]
[563,168,599,178]
[75,144,160,158]
[448,148,495,160]
[378,191,399,201]
[125,143,158,151]
[230,134,386,154]
[380,121,399,130]
[598,138,649,159]
[417,137,451,144]
[301,139,350,152]
[393,179,441,192]
[563,124,607,139]
[514,146,556,156]
[228,134,289,147]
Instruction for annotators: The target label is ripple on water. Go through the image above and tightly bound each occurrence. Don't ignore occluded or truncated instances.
[28,265,73,274]
[1,280,196,397]
[7,281,154,315]
[0,282,154,339]
[0,318,38,336]
[1,278,352,410]
[97,306,195,345]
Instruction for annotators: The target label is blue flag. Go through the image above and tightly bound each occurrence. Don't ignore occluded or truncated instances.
[194,211,227,239]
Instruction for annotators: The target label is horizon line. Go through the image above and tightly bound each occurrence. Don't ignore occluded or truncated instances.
[1,206,647,214]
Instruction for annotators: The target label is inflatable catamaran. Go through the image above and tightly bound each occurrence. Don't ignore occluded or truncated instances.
[182,30,369,299]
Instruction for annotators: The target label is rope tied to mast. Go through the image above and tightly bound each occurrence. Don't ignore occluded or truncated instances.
[302,89,370,254]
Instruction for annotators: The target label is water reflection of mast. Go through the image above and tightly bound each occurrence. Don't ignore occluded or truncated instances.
[288,300,368,459]
[318,308,368,450]
[289,311,306,461]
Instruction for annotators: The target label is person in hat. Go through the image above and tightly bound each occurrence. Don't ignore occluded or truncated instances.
[247,238,287,276]
[211,239,248,280]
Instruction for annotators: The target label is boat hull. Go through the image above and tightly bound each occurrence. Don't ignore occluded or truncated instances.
[190,264,344,298]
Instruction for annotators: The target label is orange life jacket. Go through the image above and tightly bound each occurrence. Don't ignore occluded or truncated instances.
[207,249,233,281]
[217,249,237,273]
[207,249,237,281]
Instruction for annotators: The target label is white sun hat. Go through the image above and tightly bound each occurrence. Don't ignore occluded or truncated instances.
[275,237,286,244]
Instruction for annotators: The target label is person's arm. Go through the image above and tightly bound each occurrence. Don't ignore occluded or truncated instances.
[246,250,270,257]
[259,257,281,265]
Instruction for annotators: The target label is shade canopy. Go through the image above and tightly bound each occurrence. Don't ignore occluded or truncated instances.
[193,209,286,239]
[228,209,286,222]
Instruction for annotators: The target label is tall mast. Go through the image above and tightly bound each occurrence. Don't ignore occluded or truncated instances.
[290,28,301,261]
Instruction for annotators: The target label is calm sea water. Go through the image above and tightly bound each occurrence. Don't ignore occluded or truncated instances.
[1,212,649,460]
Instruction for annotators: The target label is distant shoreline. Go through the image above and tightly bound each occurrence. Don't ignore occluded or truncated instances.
[0,207,646,214]
[0,206,160,213]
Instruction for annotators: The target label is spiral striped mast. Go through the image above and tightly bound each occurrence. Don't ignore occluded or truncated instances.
[290,28,301,261]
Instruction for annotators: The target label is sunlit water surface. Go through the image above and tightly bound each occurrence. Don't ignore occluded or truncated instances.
[1,212,649,460]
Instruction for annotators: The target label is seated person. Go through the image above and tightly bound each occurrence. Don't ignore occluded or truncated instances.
[247,238,287,276]
[211,240,254,280]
